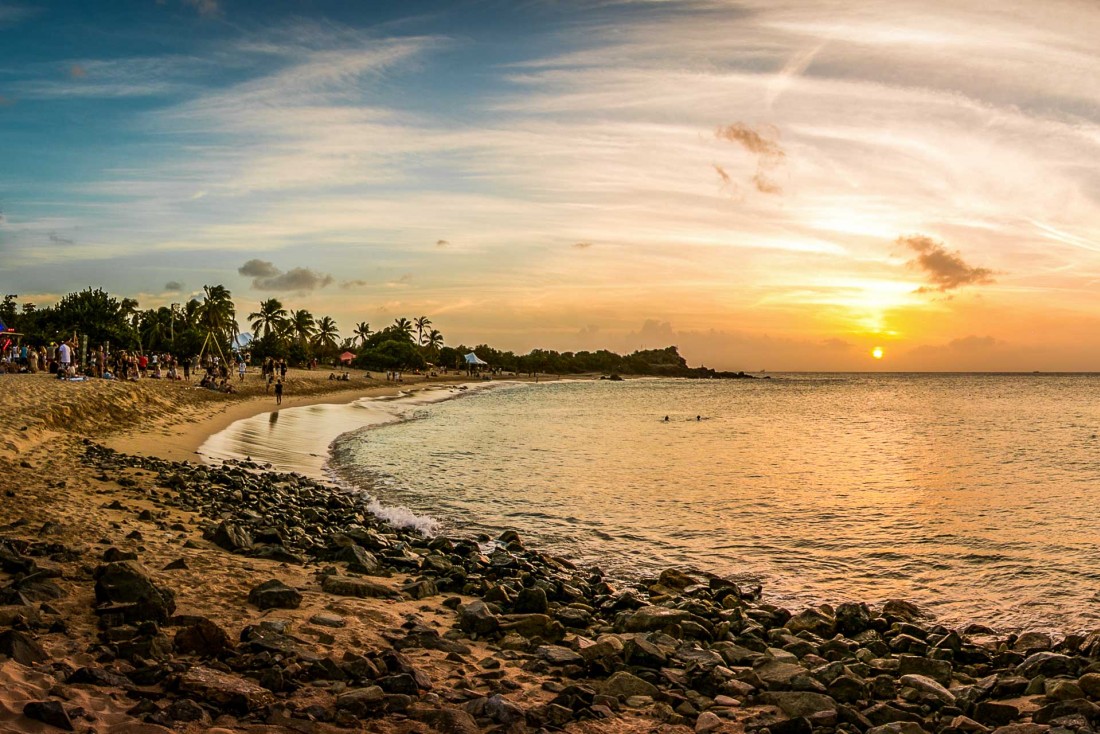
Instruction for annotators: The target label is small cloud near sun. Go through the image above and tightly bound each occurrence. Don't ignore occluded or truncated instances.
[573,241,593,249]
[899,235,995,293]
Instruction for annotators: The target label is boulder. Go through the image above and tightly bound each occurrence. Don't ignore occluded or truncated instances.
[514,586,549,614]
[760,691,838,718]
[458,601,500,636]
[898,655,952,686]
[696,711,724,733]
[336,686,385,717]
[93,561,176,624]
[602,671,660,699]
[247,580,302,610]
[786,608,836,638]
[178,666,275,714]
[618,606,694,633]
[900,674,955,705]
[1017,652,1075,678]
[0,629,48,665]
[174,618,233,657]
[23,701,72,731]
[658,568,696,590]
[209,521,253,552]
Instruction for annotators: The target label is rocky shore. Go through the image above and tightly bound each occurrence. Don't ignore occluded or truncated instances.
[3,431,1100,734]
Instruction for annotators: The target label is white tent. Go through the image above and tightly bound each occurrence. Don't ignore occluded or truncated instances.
[464,352,488,366]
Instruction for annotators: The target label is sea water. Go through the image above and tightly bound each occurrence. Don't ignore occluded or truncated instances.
[207,374,1100,630]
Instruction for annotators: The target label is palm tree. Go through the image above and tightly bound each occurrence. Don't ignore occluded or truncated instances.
[314,316,339,358]
[288,309,316,346]
[414,316,432,346]
[353,321,372,347]
[393,317,413,339]
[139,307,173,352]
[198,284,238,345]
[249,298,289,340]
[426,329,444,351]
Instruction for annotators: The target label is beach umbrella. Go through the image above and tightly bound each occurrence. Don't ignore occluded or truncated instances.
[339,351,355,363]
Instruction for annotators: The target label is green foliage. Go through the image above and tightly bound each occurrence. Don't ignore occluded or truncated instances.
[352,339,425,371]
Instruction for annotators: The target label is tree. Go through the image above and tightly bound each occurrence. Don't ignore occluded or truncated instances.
[288,309,316,346]
[392,317,413,338]
[414,316,432,346]
[197,285,238,353]
[314,316,339,359]
[353,321,372,347]
[249,298,289,340]
[425,328,443,351]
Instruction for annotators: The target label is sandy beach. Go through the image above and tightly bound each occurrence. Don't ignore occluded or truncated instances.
[2,369,1097,734]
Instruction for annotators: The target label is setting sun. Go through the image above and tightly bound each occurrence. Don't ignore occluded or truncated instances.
[872,346,884,360]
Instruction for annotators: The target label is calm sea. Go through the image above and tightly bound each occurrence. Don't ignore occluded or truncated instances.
[203,374,1100,631]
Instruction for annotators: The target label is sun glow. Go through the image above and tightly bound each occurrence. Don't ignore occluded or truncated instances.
[872,346,884,359]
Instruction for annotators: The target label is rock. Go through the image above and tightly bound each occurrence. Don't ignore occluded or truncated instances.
[332,543,383,574]
[1079,672,1100,698]
[163,558,188,570]
[0,629,48,665]
[409,704,480,734]
[500,613,564,641]
[760,691,838,718]
[514,586,549,614]
[867,724,928,734]
[485,694,525,725]
[602,671,660,698]
[1017,652,1075,678]
[335,686,385,717]
[458,601,500,636]
[93,560,176,624]
[322,575,393,599]
[536,645,584,666]
[973,701,1021,727]
[1031,697,1100,725]
[401,579,438,599]
[658,568,696,590]
[23,700,73,731]
[900,673,955,705]
[989,726,1050,734]
[178,666,275,714]
[174,618,233,657]
[1043,678,1083,701]
[696,711,724,733]
[209,521,252,552]
[755,659,808,689]
[1012,632,1052,653]
[881,600,927,623]
[619,605,694,632]
[165,698,207,723]
[786,608,836,637]
[247,579,302,610]
[949,715,991,733]
[309,613,346,628]
[836,602,873,635]
[898,654,953,686]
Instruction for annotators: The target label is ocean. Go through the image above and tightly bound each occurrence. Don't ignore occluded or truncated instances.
[200,374,1100,631]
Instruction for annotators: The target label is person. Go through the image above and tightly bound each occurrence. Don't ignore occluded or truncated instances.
[696,415,701,421]
[274,378,283,405]
[238,360,246,381]
[183,358,191,382]
[57,340,72,374]
[663,415,670,422]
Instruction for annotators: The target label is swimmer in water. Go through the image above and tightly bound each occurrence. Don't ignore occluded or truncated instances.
[663,415,670,422]
[696,415,701,421]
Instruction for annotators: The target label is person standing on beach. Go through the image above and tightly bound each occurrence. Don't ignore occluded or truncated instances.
[57,339,71,375]
[274,378,283,405]
[238,359,246,381]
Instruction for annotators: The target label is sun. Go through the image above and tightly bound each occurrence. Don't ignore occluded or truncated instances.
[872,346,884,360]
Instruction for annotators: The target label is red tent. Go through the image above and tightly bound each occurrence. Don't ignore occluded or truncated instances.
[339,351,355,364]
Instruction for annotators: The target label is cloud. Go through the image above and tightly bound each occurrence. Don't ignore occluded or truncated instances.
[572,241,593,249]
[182,0,220,17]
[340,279,369,289]
[164,281,183,291]
[436,239,450,247]
[712,163,732,186]
[899,235,995,292]
[238,259,333,291]
[69,64,87,79]
[48,232,74,245]
[820,338,853,350]
[715,122,786,194]
[238,258,279,277]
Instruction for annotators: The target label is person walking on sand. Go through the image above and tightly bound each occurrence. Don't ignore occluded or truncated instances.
[57,339,72,375]
[274,378,283,405]
[238,359,246,381]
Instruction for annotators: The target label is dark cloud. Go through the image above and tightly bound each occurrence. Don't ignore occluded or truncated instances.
[715,122,785,195]
[238,259,279,278]
[69,64,87,79]
[164,281,183,292]
[899,235,995,292]
[239,259,334,291]
[254,267,333,292]
[572,241,593,249]
[48,232,74,246]
[340,279,369,289]
[436,239,449,247]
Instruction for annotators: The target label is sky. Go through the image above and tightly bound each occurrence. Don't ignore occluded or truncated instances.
[2,0,1100,371]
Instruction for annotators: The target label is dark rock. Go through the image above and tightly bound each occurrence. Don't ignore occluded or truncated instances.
[602,670,660,698]
[162,558,188,570]
[335,686,385,717]
[174,617,233,657]
[1018,652,1076,679]
[760,691,839,717]
[165,698,207,723]
[458,601,500,636]
[836,602,873,635]
[514,586,549,614]
[899,654,953,686]
[23,700,73,731]
[0,629,48,665]
[177,665,275,714]
[208,521,253,552]
[974,701,1021,727]
[247,579,302,610]
[93,560,176,624]
[321,575,393,599]
[786,608,836,637]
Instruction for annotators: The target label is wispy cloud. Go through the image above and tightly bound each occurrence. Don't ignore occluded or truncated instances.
[164,281,183,291]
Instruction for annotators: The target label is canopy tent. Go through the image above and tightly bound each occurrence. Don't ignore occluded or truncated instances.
[464,352,488,366]
[339,351,356,363]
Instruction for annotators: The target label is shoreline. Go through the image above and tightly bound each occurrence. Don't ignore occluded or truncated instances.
[1,372,1097,733]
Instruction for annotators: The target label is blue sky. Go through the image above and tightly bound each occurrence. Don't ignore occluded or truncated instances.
[3,0,1100,369]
